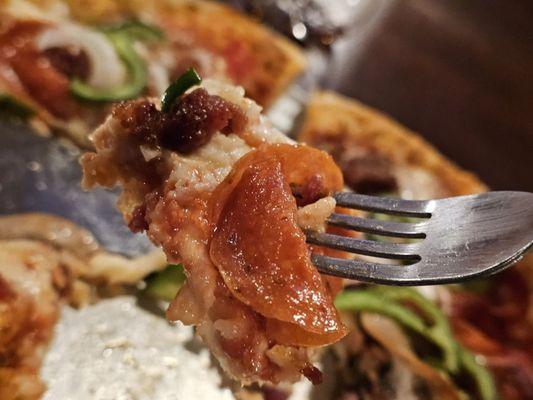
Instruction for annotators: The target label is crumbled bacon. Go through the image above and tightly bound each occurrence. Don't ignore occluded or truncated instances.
[160,88,247,153]
[113,99,164,147]
[301,364,323,385]
[43,46,90,80]
[310,133,398,194]
[112,89,247,154]
[290,174,328,207]
[342,154,398,194]
[128,204,148,233]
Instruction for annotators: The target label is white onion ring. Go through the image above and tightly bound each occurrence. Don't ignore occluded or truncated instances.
[36,24,126,90]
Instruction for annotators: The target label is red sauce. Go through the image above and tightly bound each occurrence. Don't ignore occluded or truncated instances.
[222,40,255,82]
[0,20,81,118]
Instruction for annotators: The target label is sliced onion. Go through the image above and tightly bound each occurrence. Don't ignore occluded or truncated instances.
[360,312,462,400]
[36,23,126,90]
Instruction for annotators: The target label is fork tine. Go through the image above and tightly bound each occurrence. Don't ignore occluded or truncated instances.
[334,192,434,217]
[305,231,420,260]
[327,213,427,238]
[311,254,422,285]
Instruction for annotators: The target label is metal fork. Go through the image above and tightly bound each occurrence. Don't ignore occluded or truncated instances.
[306,191,533,285]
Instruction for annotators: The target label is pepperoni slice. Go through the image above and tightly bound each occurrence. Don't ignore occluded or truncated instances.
[209,144,346,346]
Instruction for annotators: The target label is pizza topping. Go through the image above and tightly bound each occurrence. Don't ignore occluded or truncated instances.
[210,144,345,344]
[0,20,81,118]
[336,287,498,400]
[42,21,162,102]
[111,85,247,154]
[143,264,186,301]
[161,67,202,112]
[308,133,398,194]
[69,31,147,102]
[0,93,35,121]
[342,153,398,194]
[160,88,247,153]
[81,80,346,383]
[43,46,90,80]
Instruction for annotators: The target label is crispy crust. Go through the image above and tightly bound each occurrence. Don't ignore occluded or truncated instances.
[298,91,487,196]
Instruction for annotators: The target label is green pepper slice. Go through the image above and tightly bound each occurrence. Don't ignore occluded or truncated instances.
[336,288,459,372]
[459,347,499,400]
[160,68,202,113]
[70,32,147,102]
[143,263,186,302]
[335,287,497,399]
[0,93,35,120]
[103,20,164,42]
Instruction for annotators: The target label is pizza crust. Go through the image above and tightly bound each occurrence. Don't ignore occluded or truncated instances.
[298,91,487,197]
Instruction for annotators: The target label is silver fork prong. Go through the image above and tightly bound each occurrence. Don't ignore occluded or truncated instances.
[305,231,420,260]
[327,213,427,239]
[311,254,421,285]
[334,192,435,217]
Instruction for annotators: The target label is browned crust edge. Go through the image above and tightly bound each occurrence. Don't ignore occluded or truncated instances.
[298,90,487,196]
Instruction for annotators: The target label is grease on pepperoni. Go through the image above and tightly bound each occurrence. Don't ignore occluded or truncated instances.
[209,144,346,346]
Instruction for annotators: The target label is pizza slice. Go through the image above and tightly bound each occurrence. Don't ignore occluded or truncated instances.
[0,212,168,399]
[298,91,486,199]
[81,75,347,384]
[297,90,533,400]
[0,0,304,145]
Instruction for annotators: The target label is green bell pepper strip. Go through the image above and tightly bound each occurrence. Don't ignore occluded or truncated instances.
[335,288,459,372]
[103,20,164,42]
[335,290,428,334]
[372,287,459,372]
[70,32,147,102]
[160,67,202,113]
[143,263,186,302]
[0,93,35,120]
[335,287,497,399]
[459,347,499,400]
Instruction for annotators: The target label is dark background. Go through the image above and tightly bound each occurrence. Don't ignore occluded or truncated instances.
[325,0,533,191]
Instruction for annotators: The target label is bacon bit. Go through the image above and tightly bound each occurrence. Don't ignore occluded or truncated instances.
[111,89,247,154]
[0,275,15,301]
[342,154,397,194]
[209,144,345,346]
[301,364,323,385]
[262,386,290,400]
[160,88,247,153]
[43,46,90,80]
[113,99,164,146]
[128,204,148,233]
[312,132,398,194]
[291,174,328,207]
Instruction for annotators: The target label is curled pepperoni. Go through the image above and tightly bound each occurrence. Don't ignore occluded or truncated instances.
[209,144,345,346]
